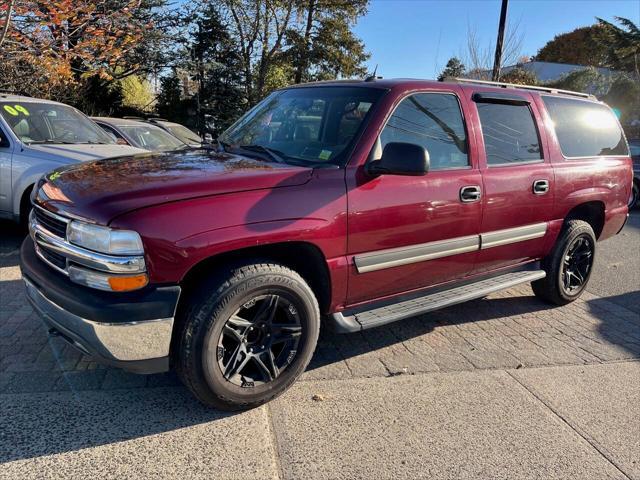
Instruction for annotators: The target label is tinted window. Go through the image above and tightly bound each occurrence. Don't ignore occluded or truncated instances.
[380,93,468,170]
[220,87,383,166]
[477,102,542,165]
[542,96,628,157]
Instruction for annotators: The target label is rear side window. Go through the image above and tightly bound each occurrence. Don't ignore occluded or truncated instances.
[476,102,542,165]
[542,96,628,157]
[380,93,469,170]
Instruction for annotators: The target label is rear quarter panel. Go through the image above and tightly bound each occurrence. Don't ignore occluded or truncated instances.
[531,94,632,243]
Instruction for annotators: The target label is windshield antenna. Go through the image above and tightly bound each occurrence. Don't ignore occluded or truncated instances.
[365,64,382,82]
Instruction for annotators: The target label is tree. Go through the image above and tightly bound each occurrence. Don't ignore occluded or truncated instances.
[437,57,465,81]
[204,0,370,105]
[597,17,640,74]
[500,67,538,85]
[156,71,190,122]
[0,0,179,113]
[535,25,610,67]
[120,75,155,112]
[464,20,524,80]
[190,3,245,134]
[286,0,369,84]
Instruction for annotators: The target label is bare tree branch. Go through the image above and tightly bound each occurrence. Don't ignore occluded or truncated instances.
[0,0,15,49]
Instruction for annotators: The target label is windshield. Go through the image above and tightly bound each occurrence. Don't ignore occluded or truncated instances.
[0,102,114,145]
[119,124,187,151]
[219,86,385,166]
[164,123,202,145]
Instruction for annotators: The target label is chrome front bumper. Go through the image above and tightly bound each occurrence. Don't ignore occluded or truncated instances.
[24,277,173,373]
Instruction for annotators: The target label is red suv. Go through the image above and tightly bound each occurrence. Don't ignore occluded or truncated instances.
[21,78,632,410]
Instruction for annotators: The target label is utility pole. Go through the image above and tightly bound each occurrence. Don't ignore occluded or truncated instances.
[492,0,509,81]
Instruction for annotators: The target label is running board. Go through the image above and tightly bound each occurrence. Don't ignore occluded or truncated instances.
[330,270,546,333]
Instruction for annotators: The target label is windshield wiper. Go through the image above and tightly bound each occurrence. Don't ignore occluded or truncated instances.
[238,144,287,164]
[27,139,76,145]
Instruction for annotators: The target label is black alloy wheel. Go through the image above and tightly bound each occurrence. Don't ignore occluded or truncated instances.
[560,235,594,295]
[532,219,597,305]
[214,294,302,388]
[177,262,320,410]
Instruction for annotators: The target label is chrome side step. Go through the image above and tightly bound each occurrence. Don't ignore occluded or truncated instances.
[330,270,546,333]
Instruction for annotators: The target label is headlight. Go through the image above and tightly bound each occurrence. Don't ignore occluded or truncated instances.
[67,221,144,255]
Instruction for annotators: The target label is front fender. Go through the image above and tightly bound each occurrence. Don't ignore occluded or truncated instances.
[11,154,79,217]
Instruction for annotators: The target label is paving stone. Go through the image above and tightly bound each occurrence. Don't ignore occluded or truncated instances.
[101,369,148,390]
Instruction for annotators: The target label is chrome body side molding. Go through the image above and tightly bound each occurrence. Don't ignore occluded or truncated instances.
[354,235,479,274]
[480,223,547,250]
[353,222,548,273]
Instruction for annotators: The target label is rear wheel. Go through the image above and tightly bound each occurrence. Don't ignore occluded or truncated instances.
[177,262,320,410]
[532,220,596,305]
[630,180,639,209]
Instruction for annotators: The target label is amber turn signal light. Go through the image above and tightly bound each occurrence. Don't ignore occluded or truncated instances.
[107,274,149,292]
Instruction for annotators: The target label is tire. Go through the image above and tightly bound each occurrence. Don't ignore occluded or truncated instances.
[630,180,639,209]
[176,262,320,411]
[19,185,34,232]
[532,220,596,306]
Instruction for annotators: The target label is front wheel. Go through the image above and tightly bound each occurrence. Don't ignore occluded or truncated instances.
[532,220,596,306]
[176,262,320,410]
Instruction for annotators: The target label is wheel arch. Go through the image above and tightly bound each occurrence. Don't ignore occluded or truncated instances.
[564,201,605,239]
[171,241,332,361]
[177,240,332,315]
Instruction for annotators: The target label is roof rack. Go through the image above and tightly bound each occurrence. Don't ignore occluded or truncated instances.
[452,78,594,99]
[122,115,144,120]
[148,117,168,122]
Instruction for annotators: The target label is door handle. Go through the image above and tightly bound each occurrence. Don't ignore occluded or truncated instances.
[533,179,550,195]
[460,185,481,203]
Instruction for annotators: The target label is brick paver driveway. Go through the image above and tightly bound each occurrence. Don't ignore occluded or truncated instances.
[1,214,639,479]
[1,223,638,393]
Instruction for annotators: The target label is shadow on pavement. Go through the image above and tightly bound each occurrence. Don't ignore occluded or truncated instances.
[0,220,25,268]
[2,279,639,463]
[1,385,237,464]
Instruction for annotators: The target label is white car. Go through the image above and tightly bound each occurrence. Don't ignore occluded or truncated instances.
[0,93,145,223]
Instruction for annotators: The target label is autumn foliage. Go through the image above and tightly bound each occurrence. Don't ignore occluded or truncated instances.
[0,0,151,98]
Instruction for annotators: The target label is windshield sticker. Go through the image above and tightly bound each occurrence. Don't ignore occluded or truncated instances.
[3,105,18,116]
[14,105,29,116]
[319,149,332,160]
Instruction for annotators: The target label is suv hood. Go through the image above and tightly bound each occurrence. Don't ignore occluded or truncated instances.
[36,149,313,224]
[27,143,146,163]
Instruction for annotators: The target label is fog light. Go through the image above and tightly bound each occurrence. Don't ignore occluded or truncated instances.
[69,265,148,292]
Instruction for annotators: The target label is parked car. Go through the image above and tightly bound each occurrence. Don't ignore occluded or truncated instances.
[21,78,632,410]
[92,117,190,152]
[0,93,145,224]
[629,138,639,208]
[146,118,204,147]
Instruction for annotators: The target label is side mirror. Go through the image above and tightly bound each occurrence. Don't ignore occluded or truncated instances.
[367,142,430,176]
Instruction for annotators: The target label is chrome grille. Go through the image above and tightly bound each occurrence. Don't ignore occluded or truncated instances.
[38,245,67,270]
[34,207,68,238]
[29,207,146,279]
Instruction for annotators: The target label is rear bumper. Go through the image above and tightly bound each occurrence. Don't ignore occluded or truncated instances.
[20,237,180,373]
[601,205,630,241]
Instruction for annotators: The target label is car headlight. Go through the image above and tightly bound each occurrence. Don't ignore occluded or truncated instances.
[67,221,144,255]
